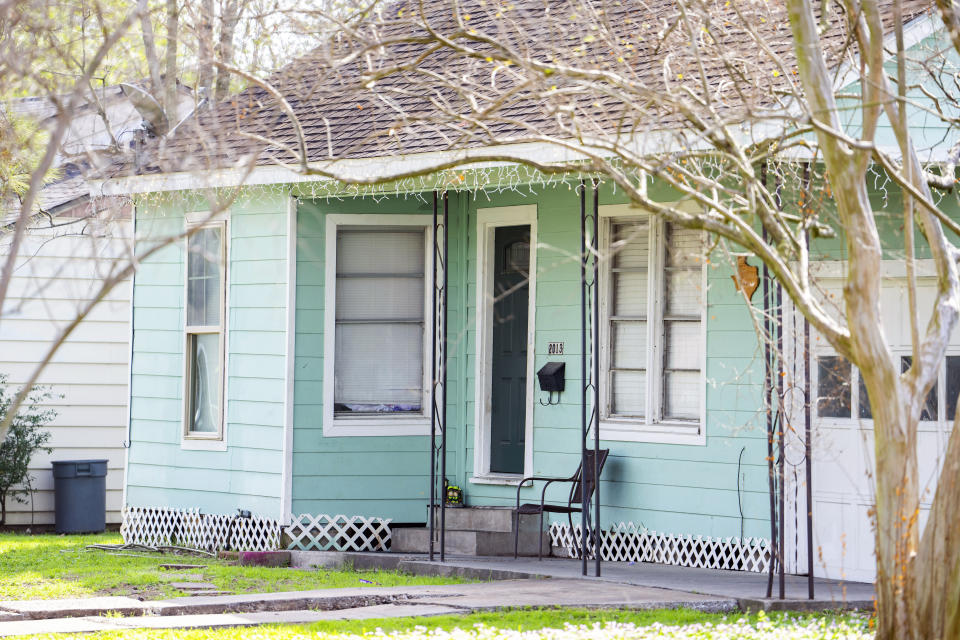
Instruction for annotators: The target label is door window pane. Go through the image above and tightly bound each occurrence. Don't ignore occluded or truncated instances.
[947,356,960,422]
[901,356,937,421]
[817,356,852,418]
[334,228,425,414]
[188,333,220,432]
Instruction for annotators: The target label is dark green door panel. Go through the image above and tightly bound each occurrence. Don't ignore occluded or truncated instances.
[490,225,530,474]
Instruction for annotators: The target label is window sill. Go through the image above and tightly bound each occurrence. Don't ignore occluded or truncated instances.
[323,416,430,437]
[599,419,705,445]
[469,473,528,486]
[181,436,227,451]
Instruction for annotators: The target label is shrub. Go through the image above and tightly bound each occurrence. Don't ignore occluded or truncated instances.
[0,375,55,525]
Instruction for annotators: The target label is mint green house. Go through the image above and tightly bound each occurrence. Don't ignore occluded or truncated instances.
[100,2,960,587]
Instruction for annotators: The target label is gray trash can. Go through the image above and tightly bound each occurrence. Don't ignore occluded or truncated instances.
[52,460,108,533]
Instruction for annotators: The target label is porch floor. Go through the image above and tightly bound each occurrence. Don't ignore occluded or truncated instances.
[320,552,875,611]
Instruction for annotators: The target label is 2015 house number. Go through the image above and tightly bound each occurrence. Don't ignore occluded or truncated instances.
[547,342,564,355]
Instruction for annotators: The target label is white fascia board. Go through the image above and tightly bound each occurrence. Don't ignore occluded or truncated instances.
[92,141,602,196]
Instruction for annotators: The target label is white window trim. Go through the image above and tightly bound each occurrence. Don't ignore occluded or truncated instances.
[182,211,229,450]
[597,203,707,445]
[471,205,538,481]
[322,213,434,437]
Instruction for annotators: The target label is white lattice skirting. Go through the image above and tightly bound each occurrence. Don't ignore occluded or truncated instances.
[285,514,392,552]
[549,522,770,573]
[122,506,282,552]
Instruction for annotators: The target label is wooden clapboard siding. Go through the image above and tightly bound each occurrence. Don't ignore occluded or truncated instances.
[456,183,770,540]
[291,196,466,522]
[288,184,772,541]
[124,192,289,520]
[0,220,132,526]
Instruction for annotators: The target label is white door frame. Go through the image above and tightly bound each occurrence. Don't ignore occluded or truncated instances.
[471,205,537,483]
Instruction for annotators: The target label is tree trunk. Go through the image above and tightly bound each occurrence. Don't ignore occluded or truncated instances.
[163,0,179,123]
[914,411,960,639]
[197,0,215,98]
[213,0,240,101]
[863,379,921,639]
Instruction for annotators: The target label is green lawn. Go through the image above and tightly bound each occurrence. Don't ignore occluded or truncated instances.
[12,608,875,640]
[0,532,467,600]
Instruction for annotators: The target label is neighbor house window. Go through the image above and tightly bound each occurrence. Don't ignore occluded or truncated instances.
[184,221,226,438]
[600,209,706,443]
[323,215,432,436]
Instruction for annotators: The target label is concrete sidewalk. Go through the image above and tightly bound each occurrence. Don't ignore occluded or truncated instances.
[0,579,736,637]
[294,552,876,612]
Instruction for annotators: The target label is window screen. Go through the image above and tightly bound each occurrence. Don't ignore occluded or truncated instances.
[608,220,649,417]
[187,226,222,327]
[333,228,425,414]
[662,224,703,421]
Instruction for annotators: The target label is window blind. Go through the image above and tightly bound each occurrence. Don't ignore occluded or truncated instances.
[662,224,703,421]
[334,228,425,413]
[609,220,649,417]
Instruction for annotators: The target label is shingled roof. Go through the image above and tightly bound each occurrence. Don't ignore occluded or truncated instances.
[120,0,933,180]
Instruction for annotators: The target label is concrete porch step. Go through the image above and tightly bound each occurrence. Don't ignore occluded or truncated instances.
[391,527,551,556]
[431,506,541,534]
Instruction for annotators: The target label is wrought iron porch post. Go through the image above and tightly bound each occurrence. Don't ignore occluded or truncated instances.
[580,180,589,575]
[440,191,449,562]
[429,190,449,562]
[430,191,438,562]
[592,180,601,577]
[580,179,601,577]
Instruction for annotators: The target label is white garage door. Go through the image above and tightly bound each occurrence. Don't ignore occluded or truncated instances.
[806,272,953,582]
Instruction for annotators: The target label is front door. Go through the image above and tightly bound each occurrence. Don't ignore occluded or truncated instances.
[489,225,530,474]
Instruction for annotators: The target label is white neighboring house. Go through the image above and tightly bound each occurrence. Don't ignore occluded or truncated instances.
[1,84,193,526]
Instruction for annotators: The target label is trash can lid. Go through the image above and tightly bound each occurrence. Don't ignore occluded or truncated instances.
[51,460,109,478]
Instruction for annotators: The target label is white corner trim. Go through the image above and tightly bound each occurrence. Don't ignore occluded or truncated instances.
[472,204,538,479]
[121,216,136,510]
[280,195,297,523]
[321,212,434,437]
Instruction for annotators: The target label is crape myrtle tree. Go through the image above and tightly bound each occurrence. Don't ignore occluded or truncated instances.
[202,0,960,637]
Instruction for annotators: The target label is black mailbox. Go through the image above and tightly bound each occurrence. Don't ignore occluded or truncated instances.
[537,361,566,392]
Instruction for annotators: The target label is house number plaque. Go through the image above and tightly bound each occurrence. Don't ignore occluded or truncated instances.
[547,342,564,355]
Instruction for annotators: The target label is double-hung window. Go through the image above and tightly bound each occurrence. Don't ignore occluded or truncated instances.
[599,206,706,444]
[184,219,226,440]
[323,215,432,436]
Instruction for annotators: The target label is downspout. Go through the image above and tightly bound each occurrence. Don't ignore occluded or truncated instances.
[120,202,137,521]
